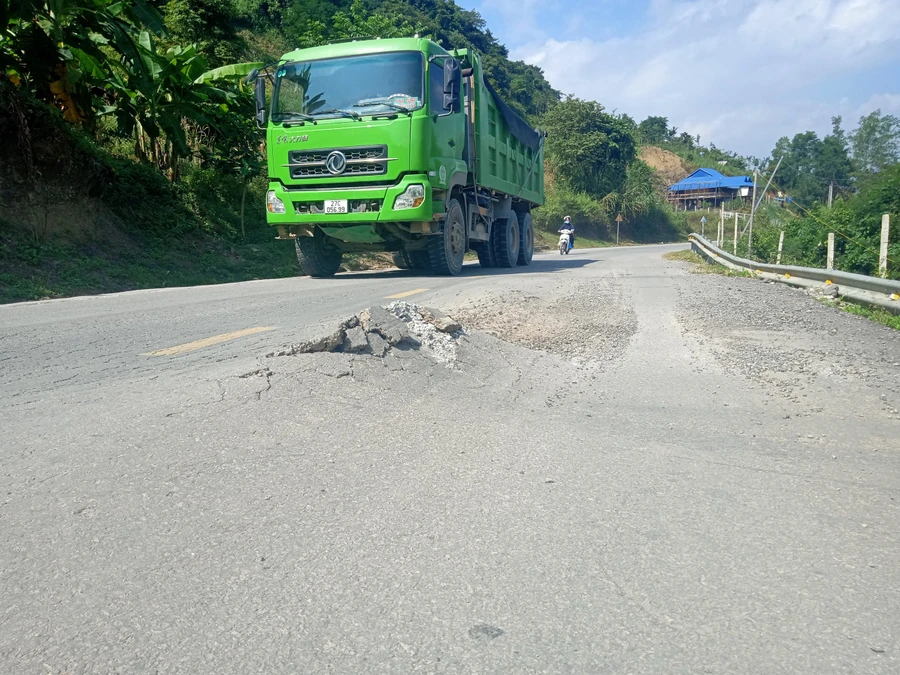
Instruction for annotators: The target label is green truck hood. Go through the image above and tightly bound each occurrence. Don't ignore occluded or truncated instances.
[268,116,412,188]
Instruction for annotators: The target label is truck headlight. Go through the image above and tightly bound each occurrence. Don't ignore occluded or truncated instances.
[266,191,286,214]
[393,184,425,210]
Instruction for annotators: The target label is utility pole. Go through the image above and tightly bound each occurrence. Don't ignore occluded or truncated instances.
[828,182,834,209]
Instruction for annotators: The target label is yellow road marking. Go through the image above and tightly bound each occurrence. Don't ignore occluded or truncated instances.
[385,288,430,299]
[142,326,276,357]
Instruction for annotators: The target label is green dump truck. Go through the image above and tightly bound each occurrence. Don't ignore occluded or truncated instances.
[249,37,544,276]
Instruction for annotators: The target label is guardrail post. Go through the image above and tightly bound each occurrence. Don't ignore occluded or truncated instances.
[827,233,835,271]
[733,213,738,255]
[776,231,784,265]
[881,214,890,278]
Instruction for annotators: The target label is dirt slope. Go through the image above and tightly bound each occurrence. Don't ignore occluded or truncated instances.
[639,146,692,187]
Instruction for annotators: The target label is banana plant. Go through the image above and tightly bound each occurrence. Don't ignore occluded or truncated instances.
[1,0,165,126]
[101,31,241,176]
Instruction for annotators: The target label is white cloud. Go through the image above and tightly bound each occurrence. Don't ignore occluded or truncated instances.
[511,0,900,156]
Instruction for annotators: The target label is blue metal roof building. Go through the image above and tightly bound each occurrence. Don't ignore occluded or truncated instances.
[667,168,755,209]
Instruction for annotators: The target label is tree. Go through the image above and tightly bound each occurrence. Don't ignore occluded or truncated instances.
[817,116,854,191]
[1,0,166,127]
[637,115,668,145]
[850,109,900,173]
[163,0,242,67]
[541,96,637,198]
[102,32,242,179]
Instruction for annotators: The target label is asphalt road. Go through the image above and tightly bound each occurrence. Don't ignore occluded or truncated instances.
[2,243,899,674]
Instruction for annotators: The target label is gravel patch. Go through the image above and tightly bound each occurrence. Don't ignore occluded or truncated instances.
[451,277,638,364]
[674,271,900,417]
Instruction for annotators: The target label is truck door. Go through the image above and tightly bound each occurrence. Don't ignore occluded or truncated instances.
[428,57,465,192]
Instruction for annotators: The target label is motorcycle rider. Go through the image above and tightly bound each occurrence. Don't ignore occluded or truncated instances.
[560,215,575,250]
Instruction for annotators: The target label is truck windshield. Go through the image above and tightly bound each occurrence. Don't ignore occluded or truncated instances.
[272,51,424,121]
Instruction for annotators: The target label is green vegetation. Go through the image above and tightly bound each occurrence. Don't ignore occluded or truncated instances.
[662,250,753,277]
[662,250,702,263]
[535,100,689,243]
[825,299,900,331]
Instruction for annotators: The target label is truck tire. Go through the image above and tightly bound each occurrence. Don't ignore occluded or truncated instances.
[517,212,534,266]
[392,251,411,269]
[492,210,519,268]
[474,241,496,268]
[427,198,466,275]
[408,250,431,270]
[295,230,342,277]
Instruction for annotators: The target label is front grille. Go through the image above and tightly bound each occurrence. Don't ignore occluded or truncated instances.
[287,145,389,179]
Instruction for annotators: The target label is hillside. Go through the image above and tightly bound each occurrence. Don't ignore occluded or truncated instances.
[638,146,692,188]
[0,0,563,303]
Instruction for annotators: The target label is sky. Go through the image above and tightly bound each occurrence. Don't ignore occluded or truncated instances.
[461,0,900,159]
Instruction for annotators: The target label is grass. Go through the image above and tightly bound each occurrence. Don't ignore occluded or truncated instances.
[662,250,754,278]
[821,298,900,331]
[0,226,300,304]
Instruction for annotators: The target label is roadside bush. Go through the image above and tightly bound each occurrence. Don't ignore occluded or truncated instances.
[533,184,610,239]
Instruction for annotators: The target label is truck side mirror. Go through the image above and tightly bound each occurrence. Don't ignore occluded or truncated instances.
[254,77,267,127]
[443,58,461,113]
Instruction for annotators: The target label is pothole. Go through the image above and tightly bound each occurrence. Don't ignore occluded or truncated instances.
[266,302,464,367]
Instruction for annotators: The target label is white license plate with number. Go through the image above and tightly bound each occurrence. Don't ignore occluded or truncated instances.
[324,199,348,214]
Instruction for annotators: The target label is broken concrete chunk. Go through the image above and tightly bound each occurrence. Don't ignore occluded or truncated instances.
[342,315,360,330]
[269,327,344,356]
[304,327,345,353]
[367,332,389,357]
[421,307,448,323]
[421,307,461,333]
[360,306,409,345]
[342,325,370,353]
[432,316,462,333]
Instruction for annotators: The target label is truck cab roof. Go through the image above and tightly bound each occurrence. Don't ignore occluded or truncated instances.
[280,37,453,63]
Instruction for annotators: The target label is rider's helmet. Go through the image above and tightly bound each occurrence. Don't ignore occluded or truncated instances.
[563,215,571,223]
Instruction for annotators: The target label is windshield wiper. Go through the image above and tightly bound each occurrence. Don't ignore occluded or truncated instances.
[313,109,362,121]
[352,101,412,116]
[274,112,316,125]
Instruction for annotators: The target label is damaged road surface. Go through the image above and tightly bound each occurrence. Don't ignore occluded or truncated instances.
[2,245,900,674]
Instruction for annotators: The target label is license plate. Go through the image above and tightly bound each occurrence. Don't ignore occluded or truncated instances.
[324,199,348,214]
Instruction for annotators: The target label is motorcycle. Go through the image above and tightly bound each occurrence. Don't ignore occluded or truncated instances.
[558,228,574,255]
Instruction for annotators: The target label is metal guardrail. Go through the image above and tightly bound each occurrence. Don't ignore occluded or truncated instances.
[688,233,900,314]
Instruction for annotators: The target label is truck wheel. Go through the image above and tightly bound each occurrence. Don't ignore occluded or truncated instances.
[408,250,431,270]
[427,198,466,275]
[392,251,411,269]
[474,241,496,268]
[517,212,534,266]
[295,230,342,277]
[492,210,519,268]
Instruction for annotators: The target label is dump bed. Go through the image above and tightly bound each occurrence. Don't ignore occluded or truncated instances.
[461,51,544,206]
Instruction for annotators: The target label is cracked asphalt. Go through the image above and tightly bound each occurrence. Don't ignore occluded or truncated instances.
[1,244,899,674]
